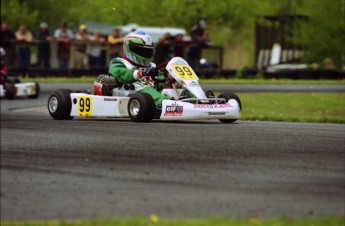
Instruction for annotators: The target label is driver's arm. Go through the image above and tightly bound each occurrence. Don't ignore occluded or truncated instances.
[108,60,143,84]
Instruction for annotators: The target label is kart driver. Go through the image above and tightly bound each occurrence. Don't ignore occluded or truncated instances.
[0,47,8,87]
[107,30,170,108]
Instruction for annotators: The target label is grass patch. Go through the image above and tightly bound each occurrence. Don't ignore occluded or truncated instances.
[199,78,345,85]
[239,93,345,123]
[1,216,344,226]
[20,76,96,84]
[20,76,345,85]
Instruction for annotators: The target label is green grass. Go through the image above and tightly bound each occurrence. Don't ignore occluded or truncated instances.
[199,78,345,85]
[20,76,345,85]
[21,76,96,84]
[2,216,344,226]
[239,93,345,123]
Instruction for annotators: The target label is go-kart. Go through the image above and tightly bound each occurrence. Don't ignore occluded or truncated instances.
[0,76,40,99]
[47,57,241,123]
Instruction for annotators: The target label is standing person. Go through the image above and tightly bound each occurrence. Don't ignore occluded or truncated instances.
[73,24,89,69]
[54,22,74,70]
[173,33,185,58]
[107,28,124,59]
[187,19,209,69]
[153,33,174,65]
[36,22,51,68]
[15,24,33,70]
[0,22,15,67]
[88,30,105,69]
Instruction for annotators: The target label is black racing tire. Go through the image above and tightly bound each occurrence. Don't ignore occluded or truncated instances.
[7,76,21,84]
[128,93,156,122]
[218,92,242,123]
[28,82,40,99]
[47,89,73,120]
[5,83,16,99]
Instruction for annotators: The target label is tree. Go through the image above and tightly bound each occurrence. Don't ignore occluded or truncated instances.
[1,0,36,31]
[295,0,345,68]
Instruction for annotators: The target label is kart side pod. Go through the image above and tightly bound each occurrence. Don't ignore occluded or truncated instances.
[69,93,129,117]
[160,99,241,121]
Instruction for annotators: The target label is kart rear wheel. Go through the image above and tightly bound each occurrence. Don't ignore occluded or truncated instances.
[218,92,242,123]
[5,83,16,99]
[48,89,73,120]
[29,82,40,99]
[128,93,156,122]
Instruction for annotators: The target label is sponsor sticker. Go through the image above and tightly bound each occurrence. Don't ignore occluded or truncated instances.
[208,112,226,116]
[189,81,199,87]
[104,98,117,101]
[193,103,231,108]
[164,104,183,116]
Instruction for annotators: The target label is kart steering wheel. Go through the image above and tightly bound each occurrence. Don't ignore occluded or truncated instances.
[150,61,169,83]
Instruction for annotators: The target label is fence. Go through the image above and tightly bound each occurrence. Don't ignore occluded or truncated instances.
[3,40,223,77]
[255,14,308,70]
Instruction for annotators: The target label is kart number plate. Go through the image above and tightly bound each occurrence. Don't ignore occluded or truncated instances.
[78,96,92,116]
[30,84,36,94]
[171,64,198,80]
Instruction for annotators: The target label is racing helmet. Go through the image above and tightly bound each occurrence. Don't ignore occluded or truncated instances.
[0,47,5,64]
[123,31,154,67]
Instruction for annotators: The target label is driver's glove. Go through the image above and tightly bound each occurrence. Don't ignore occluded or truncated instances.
[143,67,158,79]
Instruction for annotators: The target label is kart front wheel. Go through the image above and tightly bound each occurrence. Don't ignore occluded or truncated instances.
[218,92,242,123]
[48,89,73,120]
[128,93,156,122]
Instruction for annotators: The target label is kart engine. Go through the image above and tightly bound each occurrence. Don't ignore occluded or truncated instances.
[96,74,116,85]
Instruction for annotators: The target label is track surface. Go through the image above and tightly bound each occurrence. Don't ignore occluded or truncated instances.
[1,86,345,220]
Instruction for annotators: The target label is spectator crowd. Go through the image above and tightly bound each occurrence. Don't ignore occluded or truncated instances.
[0,19,209,71]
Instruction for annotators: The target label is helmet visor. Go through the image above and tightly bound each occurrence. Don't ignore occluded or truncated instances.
[128,41,154,59]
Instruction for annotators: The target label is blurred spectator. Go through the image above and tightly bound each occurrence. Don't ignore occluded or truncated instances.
[73,24,89,69]
[54,22,74,70]
[36,22,51,68]
[107,28,124,59]
[187,19,209,69]
[0,22,15,67]
[153,32,174,65]
[88,30,105,69]
[173,33,185,58]
[15,24,33,69]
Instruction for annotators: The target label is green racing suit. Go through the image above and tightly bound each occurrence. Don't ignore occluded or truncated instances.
[108,57,169,109]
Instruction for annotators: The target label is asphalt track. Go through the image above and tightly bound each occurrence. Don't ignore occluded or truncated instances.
[1,84,344,220]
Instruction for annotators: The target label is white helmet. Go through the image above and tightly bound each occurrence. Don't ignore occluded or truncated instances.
[0,47,5,57]
[0,47,5,64]
[123,31,154,67]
